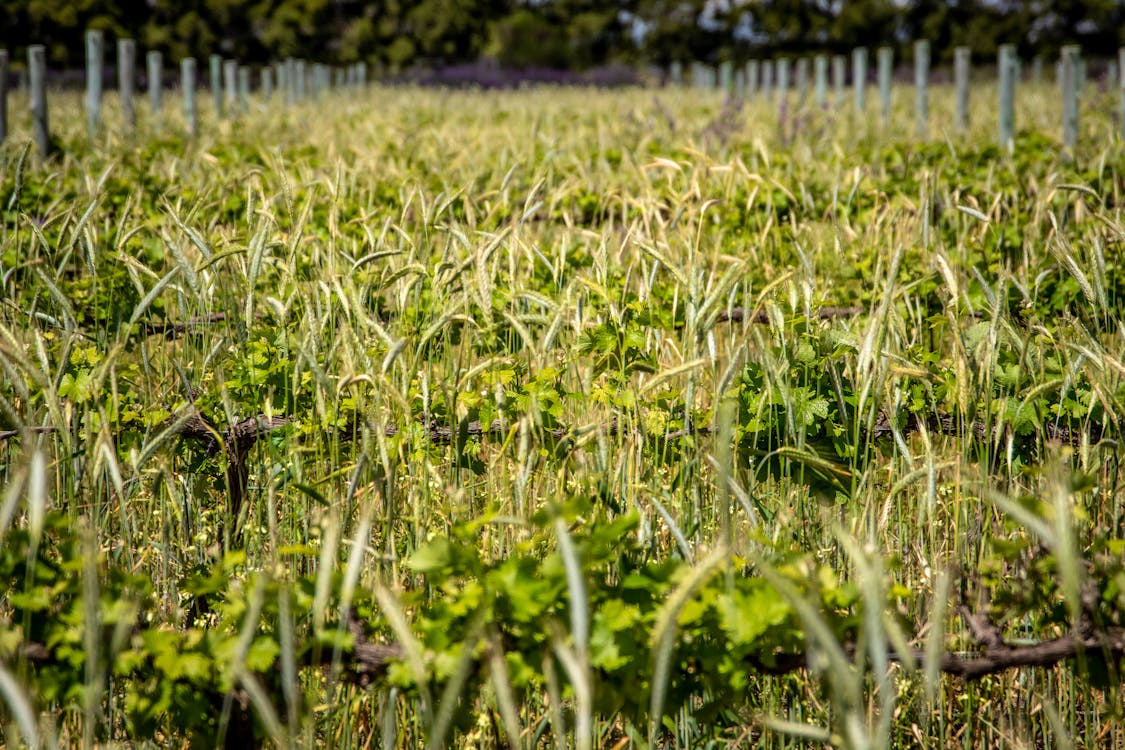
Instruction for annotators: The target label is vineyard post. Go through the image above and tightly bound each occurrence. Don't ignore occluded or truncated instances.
[998,44,1016,151]
[746,60,759,98]
[357,61,366,88]
[0,50,8,143]
[853,47,867,112]
[1119,47,1125,139]
[762,59,773,100]
[86,29,104,137]
[209,54,222,116]
[334,67,346,90]
[1107,61,1117,90]
[719,61,732,93]
[147,51,162,118]
[311,64,322,97]
[223,60,237,114]
[295,60,306,100]
[915,39,930,138]
[669,61,682,86]
[832,54,846,107]
[1031,55,1043,84]
[795,57,809,105]
[734,68,745,97]
[237,66,250,112]
[1061,45,1079,151]
[814,54,827,107]
[777,57,789,102]
[1078,57,1086,92]
[261,67,273,100]
[954,46,970,131]
[877,46,892,125]
[181,57,198,135]
[29,45,49,158]
[118,39,136,132]
[275,62,285,99]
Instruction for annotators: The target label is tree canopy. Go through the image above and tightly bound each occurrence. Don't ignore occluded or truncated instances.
[3,0,1123,70]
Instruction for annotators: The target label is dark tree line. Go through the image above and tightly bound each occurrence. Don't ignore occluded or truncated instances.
[3,0,1123,71]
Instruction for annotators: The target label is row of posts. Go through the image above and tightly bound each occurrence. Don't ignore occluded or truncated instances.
[1,30,369,157]
[3,38,1125,159]
[672,43,1125,151]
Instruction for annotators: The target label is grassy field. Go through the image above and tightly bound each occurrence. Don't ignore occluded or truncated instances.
[1,79,1125,748]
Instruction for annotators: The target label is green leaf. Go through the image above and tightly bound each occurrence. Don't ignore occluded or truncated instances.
[721,584,790,645]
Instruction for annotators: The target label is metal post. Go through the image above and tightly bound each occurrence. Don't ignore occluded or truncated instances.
[238,66,250,112]
[86,30,104,136]
[147,51,162,116]
[832,54,846,107]
[210,54,223,115]
[815,54,828,108]
[998,44,1016,150]
[795,57,809,104]
[877,46,893,125]
[181,57,198,136]
[223,59,237,113]
[118,39,136,131]
[954,47,970,132]
[1061,45,1079,151]
[853,47,867,112]
[29,45,50,157]
[914,40,930,138]
[0,50,8,143]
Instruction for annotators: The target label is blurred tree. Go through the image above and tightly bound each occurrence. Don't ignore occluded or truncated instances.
[3,0,1124,72]
[406,0,505,64]
[632,0,729,66]
[1019,0,1124,57]
[488,0,635,69]
[14,0,150,65]
[828,0,902,52]
[745,0,833,54]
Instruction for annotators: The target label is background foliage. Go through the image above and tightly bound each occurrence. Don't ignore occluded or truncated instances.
[3,0,1125,72]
